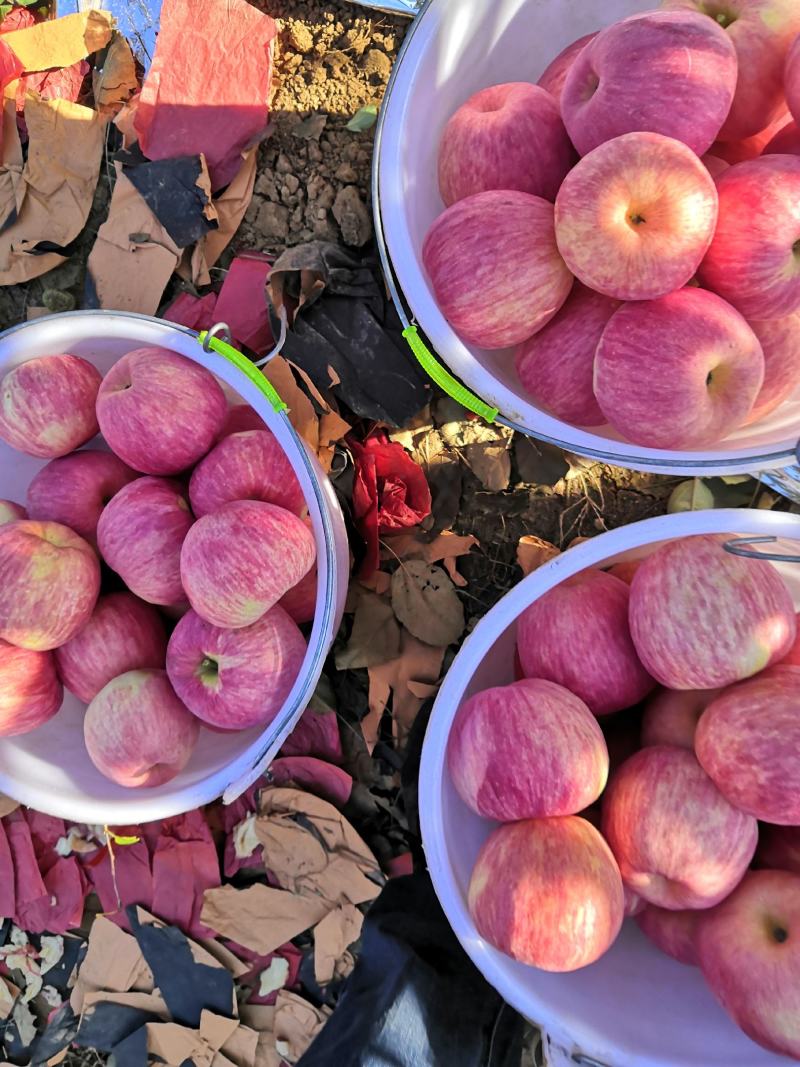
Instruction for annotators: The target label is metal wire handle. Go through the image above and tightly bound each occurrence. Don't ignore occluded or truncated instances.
[723,535,800,564]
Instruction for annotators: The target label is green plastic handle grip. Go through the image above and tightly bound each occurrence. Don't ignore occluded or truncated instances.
[402,325,499,423]
[197,331,288,415]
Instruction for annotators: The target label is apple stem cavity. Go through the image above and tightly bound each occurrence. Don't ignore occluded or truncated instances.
[772,924,789,944]
[629,213,646,227]
[199,655,220,681]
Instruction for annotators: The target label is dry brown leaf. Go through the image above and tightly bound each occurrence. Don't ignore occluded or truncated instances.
[335,590,400,670]
[382,530,478,565]
[358,569,391,597]
[200,885,330,957]
[313,904,363,985]
[462,442,511,492]
[367,629,446,741]
[391,561,465,648]
[517,535,560,576]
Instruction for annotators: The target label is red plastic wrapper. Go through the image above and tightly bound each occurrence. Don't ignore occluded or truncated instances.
[133,0,277,191]
[349,430,432,578]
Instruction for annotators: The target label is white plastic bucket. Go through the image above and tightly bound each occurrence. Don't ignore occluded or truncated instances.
[0,311,349,825]
[420,508,800,1067]
[375,0,800,477]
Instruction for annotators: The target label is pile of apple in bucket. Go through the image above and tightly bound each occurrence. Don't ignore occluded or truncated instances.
[0,348,316,788]
[449,534,800,1060]
[423,4,800,449]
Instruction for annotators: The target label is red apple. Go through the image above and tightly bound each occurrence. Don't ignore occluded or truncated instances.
[54,592,167,704]
[515,283,619,427]
[663,0,800,140]
[702,153,730,179]
[97,477,193,607]
[189,430,305,519]
[84,668,199,788]
[710,110,792,163]
[0,500,26,526]
[695,666,800,824]
[745,313,800,421]
[637,906,699,966]
[537,32,598,108]
[562,11,737,157]
[166,606,306,731]
[0,520,100,651]
[764,119,800,154]
[602,746,758,910]
[595,288,763,449]
[180,500,316,629]
[279,566,317,625]
[779,612,800,665]
[554,133,718,302]
[438,82,575,206]
[641,687,721,749]
[756,824,800,874]
[785,28,800,124]
[696,869,800,1059]
[27,450,138,546]
[219,403,267,438]
[0,354,101,459]
[517,569,655,717]
[468,816,624,971]
[0,640,62,736]
[422,190,573,350]
[698,155,800,320]
[606,559,642,585]
[447,678,608,821]
[629,534,795,689]
[96,347,227,475]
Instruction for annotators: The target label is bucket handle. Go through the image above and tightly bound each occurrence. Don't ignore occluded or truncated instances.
[723,535,800,564]
[402,323,499,423]
[198,326,288,415]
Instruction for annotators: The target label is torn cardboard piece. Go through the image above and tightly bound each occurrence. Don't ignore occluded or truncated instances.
[145,1010,258,1067]
[2,10,113,73]
[70,916,154,1015]
[313,904,363,986]
[273,991,329,1065]
[200,884,330,957]
[93,32,138,116]
[118,149,218,249]
[0,94,104,284]
[183,146,257,287]
[85,166,182,313]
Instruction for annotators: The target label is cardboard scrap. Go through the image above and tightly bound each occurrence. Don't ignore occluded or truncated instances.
[2,10,112,74]
[119,150,218,249]
[93,32,138,116]
[517,535,560,576]
[0,95,104,284]
[0,794,18,818]
[82,990,170,1020]
[313,904,363,986]
[366,630,446,748]
[145,1010,259,1067]
[134,0,277,191]
[184,146,258,287]
[273,991,330,1066]
[200,884,329,958]
[85,166,183,313]
[70,916,154,1015]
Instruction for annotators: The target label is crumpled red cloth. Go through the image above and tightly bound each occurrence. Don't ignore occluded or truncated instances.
[349,430,432,578]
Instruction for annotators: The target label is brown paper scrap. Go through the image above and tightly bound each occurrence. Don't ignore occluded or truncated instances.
[3,10,113,74]
[0,794,18,818]
[82,990,170,1020]
[274,991,330,1066]
[238,1005,274,1033]
[145,1010,257,1067]
[93,33,138,116]
[200,884,329,957]
[313,904,363,985]
[69,916,153,1014]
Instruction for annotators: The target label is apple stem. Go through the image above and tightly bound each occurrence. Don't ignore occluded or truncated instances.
[200,656,219,676]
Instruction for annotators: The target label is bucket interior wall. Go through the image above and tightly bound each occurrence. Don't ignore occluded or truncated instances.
[377,0,800,473]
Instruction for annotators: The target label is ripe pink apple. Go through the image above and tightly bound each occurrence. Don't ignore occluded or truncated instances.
[764,119,800,154]
[0,640,62,736]
[641,687,721,749]
[756,824,800,874]
[0,500,26,525]
[710,110,793,163]
[746,313,800,422]
[468,816,624,971]
[27,450,138,546]
[631,537,797,687]
[594,288,764,449]
[97,477,193,607]
[515,283,619,426]
[517,569,655,717]
[218,403,267,438]
[695,667,800,824]
[166,606,306,730]
[702,154,730,179]
[447,678,608,821]
[696,869,800,1059]
[54,592,167,704]
[0,520,100,651]
[84,669,199,788]
[698,155,800,320]
[554,133,718,302]
[279,566,317,625]
[96,347,227,475]
[629,534,795,689]
[537,32,598,108]
[437,82,575,206]
[788,33,800,122]
[561,11,737,157]
[602,746,758,910]
[779,612,800,665]
[189,430,305,518]
[422,190,573,350]
[662,0,800,140]
[637,906,699,966]
[181,500,316,629]
[0,354,101,459]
